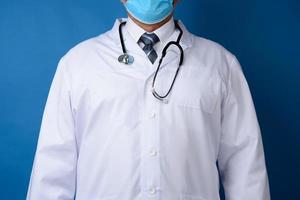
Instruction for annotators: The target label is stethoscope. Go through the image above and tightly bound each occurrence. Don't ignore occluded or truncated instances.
[118,20,184,103]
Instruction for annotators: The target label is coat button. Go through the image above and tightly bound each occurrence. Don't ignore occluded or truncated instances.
[149,149,157,157]
[149,187,156,194]
[149,112,156,119]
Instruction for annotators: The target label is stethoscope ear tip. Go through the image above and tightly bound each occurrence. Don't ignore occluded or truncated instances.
[151,88,169,104]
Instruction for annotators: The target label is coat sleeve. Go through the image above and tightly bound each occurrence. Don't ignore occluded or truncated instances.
[217,55,270,200]
[26,57,77,200]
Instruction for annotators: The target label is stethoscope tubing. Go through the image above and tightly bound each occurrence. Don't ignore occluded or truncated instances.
[118,20,184,102]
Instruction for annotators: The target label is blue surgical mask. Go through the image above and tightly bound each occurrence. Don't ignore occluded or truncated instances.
[125,0,174,25]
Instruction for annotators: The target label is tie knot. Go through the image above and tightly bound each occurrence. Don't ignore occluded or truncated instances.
[139,33,160,46]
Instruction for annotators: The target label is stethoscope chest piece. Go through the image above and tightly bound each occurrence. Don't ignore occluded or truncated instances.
[118,53,134,65]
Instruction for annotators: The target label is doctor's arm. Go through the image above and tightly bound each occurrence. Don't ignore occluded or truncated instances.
[217,56,271,200]
[26,57,77,200]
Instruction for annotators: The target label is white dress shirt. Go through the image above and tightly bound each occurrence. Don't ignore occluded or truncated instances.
[126,16,175,63]
[26,18,270,200]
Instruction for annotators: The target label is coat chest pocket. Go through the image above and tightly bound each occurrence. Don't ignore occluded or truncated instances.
[161,67,221,114]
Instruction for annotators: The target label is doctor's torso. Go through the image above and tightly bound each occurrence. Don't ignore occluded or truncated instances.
[59,18,233,200]
[27,16,273,200]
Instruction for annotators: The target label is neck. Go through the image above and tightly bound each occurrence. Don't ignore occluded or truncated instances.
[128,13,173,32]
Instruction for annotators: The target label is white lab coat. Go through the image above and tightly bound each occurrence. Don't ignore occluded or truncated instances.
[26,18,270,200]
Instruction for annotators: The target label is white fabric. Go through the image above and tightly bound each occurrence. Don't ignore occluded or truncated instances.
[126,16,175,58]
[26,18,270,200]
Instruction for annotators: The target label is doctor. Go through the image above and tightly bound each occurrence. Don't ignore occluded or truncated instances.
[26,0,271,199]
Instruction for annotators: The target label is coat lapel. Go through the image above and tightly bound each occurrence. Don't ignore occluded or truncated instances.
[152,20,194,72]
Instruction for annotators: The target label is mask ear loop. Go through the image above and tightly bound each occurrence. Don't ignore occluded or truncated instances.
[151,20,184,102]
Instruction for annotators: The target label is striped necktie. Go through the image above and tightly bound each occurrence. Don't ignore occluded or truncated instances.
[138,33,160,64]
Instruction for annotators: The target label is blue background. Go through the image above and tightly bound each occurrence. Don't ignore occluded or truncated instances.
[0,0,299,199]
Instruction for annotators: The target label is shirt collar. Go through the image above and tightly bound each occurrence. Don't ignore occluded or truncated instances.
[107,18,193,51]
[125,17,176,44]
